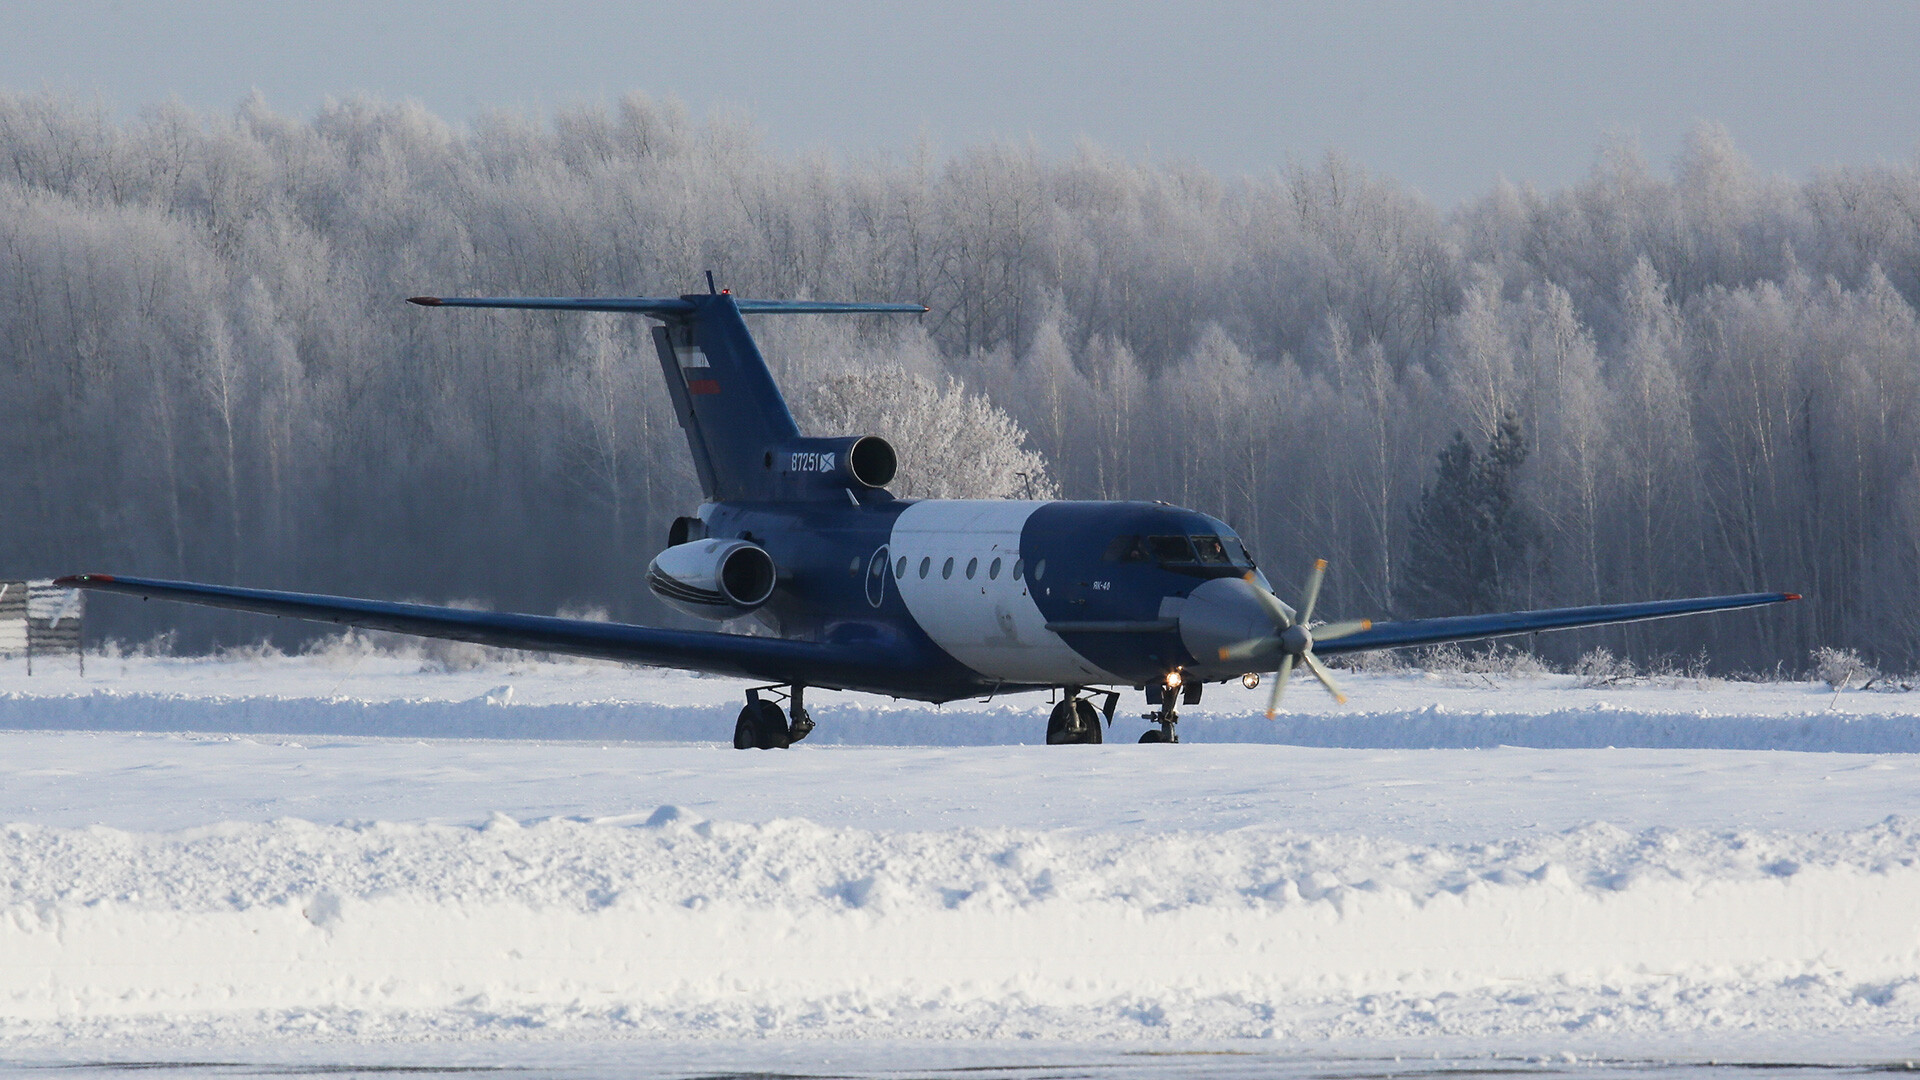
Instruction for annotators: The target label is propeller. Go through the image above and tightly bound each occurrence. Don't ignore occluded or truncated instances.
[1217,558,1372,717]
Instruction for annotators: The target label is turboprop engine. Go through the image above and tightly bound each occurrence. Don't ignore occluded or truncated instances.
[646,538,777,620]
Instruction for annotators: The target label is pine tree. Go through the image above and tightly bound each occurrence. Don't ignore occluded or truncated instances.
[1401,412,1533,616]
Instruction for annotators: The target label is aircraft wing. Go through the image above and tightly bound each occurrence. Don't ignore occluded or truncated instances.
[54,573,915,693]
[1312,591,1799,655]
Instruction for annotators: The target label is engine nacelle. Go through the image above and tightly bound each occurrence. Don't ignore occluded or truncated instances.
[767,435,897,495]
[646,539,777,620]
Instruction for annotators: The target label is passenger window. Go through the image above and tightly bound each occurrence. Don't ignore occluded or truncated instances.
[966,557,978,579]
[1103,535,1147,562]
[919,557,931,579]
[1190,536,1230,564]
[1033,558,1046,581]
[1013,558,1024,580]
[896,556,907,578]
[942,557,954,580]
[1147,535,1194,563]
[989,557,1002,580]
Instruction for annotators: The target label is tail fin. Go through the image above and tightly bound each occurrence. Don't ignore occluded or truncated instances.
[410,292,924,501]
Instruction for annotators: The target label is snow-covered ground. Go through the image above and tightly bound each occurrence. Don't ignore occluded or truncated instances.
[8,646,1920,751]
[3,650,1919,1069]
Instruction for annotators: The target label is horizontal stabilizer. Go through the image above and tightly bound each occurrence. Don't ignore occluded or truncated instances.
[408,296,926,318]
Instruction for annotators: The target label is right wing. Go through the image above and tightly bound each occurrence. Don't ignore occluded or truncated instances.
[1313,591,1800,655]
[56,573,929,694]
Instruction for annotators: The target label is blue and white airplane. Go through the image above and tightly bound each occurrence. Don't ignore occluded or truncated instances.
[60,286,1799,745]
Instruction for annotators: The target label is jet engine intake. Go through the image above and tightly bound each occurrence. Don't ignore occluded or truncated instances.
[647,539,777,619]
[769,435,897,494]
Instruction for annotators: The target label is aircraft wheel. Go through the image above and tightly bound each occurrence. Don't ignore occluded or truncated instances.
[1046,698,1103,744]
[1139,729,1167,743]
[734,700,792,749]
[753,700,791,748]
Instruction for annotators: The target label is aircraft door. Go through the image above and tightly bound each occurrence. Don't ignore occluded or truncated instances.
[866,546,889,608]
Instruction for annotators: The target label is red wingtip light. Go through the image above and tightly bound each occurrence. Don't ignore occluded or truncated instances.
[1784,593,1802,601]
[407,296,442,306]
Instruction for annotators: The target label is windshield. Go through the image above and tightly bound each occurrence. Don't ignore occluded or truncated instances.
[1190,536,1230,565]
[1103,529,1255,570]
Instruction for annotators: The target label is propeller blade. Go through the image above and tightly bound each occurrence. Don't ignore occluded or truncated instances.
[1298,559,1327,625]
[1299,650,1348,705]
[1311,618,1373,642]
[1217,637,1273,663]
[1264,655,1296,718]
[1243,575,1293,634]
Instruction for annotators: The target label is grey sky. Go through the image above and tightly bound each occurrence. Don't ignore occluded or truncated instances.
[4,0,1917,206]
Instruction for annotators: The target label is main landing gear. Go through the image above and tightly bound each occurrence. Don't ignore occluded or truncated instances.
[1138,676,1201,743]
[733,685,813,750]
[1046,689,1119,744]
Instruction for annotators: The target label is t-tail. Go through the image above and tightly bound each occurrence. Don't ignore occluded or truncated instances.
[408,290,925,501]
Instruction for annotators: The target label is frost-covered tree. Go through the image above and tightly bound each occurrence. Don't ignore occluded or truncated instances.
[1,91,1916,667]
[796,364,1058,500]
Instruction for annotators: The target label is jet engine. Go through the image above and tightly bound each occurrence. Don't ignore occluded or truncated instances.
[646,539,777,620]
[768,435,897,496]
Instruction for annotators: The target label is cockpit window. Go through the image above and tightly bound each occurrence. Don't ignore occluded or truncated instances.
[1106,529,1252,572]
[1146,535,1195,562]
[1230,537,1257,568]
[1190,535,1230,565]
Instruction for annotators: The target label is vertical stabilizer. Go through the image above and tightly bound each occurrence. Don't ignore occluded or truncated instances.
[649,294,799,501]
[409,291,925,503]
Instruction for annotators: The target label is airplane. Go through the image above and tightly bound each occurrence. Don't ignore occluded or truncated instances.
[58,282,1800,746]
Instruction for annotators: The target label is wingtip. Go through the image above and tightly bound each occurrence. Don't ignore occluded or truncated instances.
[1784,593,1802,602]
[54,573,111,586]
[407,296,442,306]
[1264,709,1278,720]
[1313,558,1328,571]
[1217,647,1231,661]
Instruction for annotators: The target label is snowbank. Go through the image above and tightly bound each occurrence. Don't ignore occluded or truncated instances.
[6,811,1920,1042]
[4,655,1920,1046]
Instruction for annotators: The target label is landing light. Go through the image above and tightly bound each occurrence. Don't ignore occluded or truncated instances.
[1165,670,1183,688]
[1241,672,1261,690]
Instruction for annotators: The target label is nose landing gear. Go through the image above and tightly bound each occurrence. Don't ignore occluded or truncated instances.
[733,685,813,749]
[1139,677,1199,743]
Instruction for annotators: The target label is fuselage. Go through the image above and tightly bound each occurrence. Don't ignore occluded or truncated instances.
[692,495,1282,703]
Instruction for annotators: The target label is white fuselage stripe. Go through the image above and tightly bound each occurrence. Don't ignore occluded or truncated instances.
[889,501,1122,686]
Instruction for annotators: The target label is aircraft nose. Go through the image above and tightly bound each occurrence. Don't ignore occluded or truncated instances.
[1177,575,1291,674]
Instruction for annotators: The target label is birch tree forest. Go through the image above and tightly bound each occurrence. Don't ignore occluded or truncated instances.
[3,91,1916,670]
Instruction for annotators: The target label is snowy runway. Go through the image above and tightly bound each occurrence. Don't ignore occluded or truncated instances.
[2,655,1918,1054]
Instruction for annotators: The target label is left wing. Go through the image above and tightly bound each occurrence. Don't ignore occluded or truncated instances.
[55,573,927,694]
[1313,591,1800,655]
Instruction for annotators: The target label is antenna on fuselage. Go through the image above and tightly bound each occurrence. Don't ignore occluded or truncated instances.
[706,270,718,295]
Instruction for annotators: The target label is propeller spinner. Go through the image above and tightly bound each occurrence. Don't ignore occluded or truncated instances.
[1217,559,1371,716]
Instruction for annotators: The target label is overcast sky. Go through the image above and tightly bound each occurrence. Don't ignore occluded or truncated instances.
[3,0,1916,206]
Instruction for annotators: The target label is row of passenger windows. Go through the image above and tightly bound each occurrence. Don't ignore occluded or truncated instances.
[895,553,1044,583]
[1103,533,1255,567]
